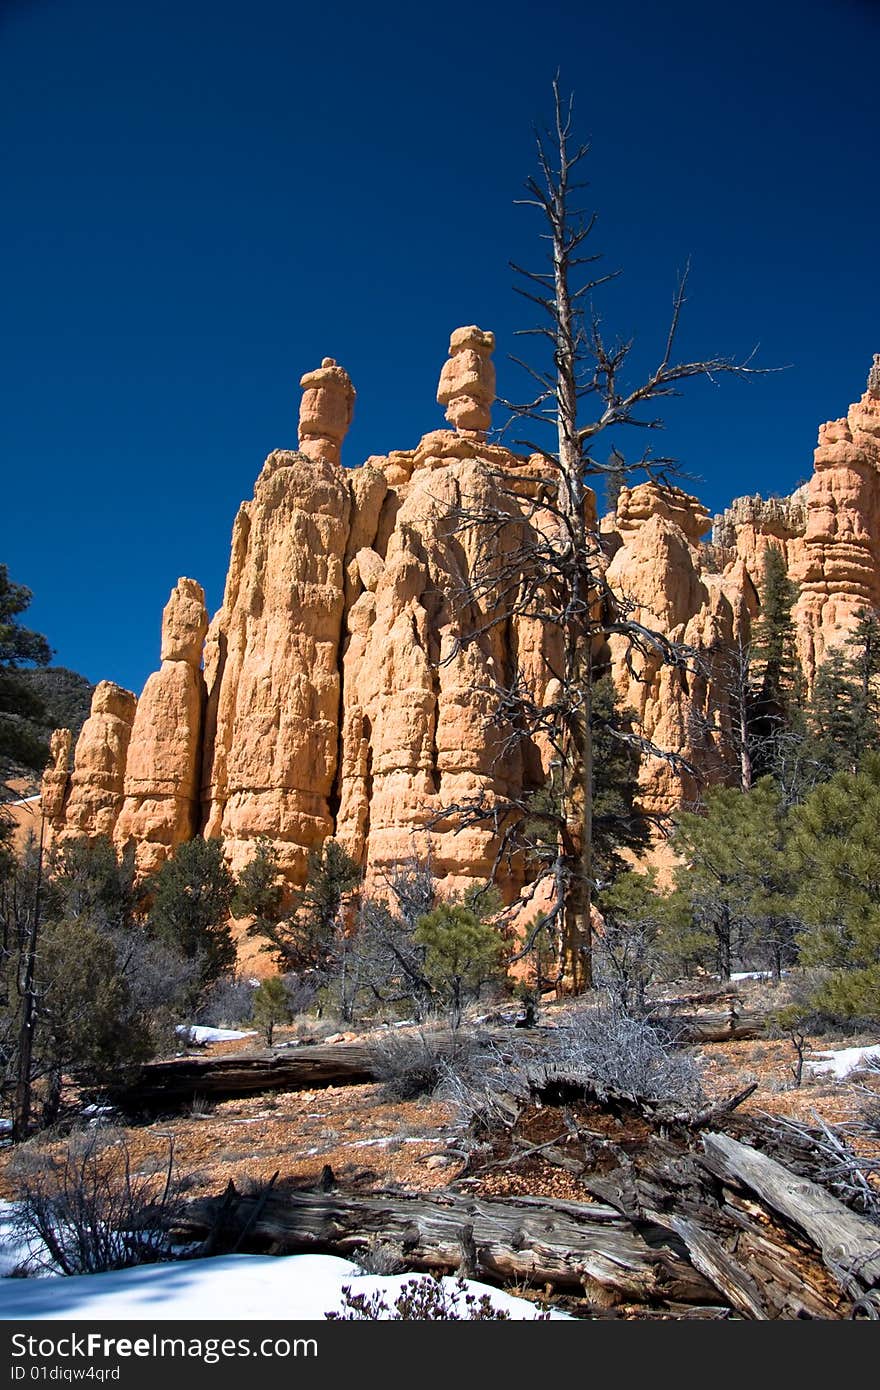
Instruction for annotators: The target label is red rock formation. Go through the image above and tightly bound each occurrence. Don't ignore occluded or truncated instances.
[113,578,208,876]
[40,728,72,825]
[47,345,880,899]
[436,326,496,436]
[297,357,356,468]
[792,363,880,681]
[57,682,136,841]
[201,429,353,881]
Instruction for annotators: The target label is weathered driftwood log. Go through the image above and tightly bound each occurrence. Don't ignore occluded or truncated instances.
[700,1131,880,1296]
[173,1185,720,1307]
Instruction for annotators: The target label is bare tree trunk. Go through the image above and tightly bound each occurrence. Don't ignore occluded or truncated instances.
[551,93,592,994]
[736,640,753,792]
[12,814,44,1141]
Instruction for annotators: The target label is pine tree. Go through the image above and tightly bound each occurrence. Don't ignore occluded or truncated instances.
[0,565,53,788]
[748,544,806,784]
[789,756,880,1020]
[806,608,880,776]
[591,676,651,886]
[145,838,236,992]
[595,869,690,1013]
[413,897,507,1028]
[673,778,796,980]
[252,975,292,1045]
[244,839,362,977]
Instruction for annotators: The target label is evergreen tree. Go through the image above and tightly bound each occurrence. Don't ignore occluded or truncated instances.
[808,608,880,775]
[0,565,53,787]
[244,839,362,977]
[252,975,292,1045]
[591,676,651,885]
[789,756,880,1020]
[603,449,626,515]
[595,869,690,1013]
[145,837,236,992]
[748,544,807,788]
[413,896,507,1028]
[232,837,285,939]
[673,778,797,979]
[1,835,193,1133]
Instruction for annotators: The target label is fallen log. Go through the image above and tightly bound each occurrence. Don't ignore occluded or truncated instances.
[104,1042,384,1108]
[583,1147,846,1319]
[100,1029,514,1109]
[670,1009,765,1043]
[173,1184,721,1307]
[701,1130,880,1296]
[101,1007,765,1112]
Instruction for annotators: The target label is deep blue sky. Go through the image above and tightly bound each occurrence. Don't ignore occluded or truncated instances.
[2,0,878,696]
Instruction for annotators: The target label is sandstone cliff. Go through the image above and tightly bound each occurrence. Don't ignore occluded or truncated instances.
[44,343,880,895]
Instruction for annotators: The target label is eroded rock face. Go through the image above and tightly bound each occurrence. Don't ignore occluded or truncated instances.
[57,682,136,841]
[47,346,880,899]
[605,497,748,813]
[201,449,352,881]
[113,579,208,876]
[336,438,530,890]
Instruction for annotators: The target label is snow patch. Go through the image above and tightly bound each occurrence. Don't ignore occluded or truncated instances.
[175,1026,257,1045]
[806,1044,880,1080]
[0,1252,568,1320]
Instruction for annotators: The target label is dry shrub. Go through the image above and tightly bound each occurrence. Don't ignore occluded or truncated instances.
[549,1004,706,1108]
[9,1127,184,1276]
[373,1031,482,1101]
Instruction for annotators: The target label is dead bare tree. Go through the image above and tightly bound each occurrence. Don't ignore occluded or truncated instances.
[435,77,766,993]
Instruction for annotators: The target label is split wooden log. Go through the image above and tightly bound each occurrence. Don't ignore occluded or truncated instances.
[700,1131,880,1297]
[100,1031,494,1108]
[581,1133,851,1319]
[172,1185,721,1307]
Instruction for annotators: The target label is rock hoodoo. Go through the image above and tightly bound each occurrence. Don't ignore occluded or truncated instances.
[436,325,497,436]
[296,357,356,468]
[54,682,137,842]
[43,344,880,898]
[113,578,209,876]
[791,360,880,682]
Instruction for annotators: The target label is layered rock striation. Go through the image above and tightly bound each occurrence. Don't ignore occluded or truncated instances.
[44,343,880,893]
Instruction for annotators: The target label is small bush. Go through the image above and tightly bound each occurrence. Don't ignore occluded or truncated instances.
[9,1129,184,1276]
[354,1240,406,1275]
[326,1273,515,1320]
[253,976,293,1045]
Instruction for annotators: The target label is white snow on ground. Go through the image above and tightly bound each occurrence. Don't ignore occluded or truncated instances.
[0,1202,52,1279]
[175,1026,258,1045]
[0,1252,567,1320]
[729,970,790,982]
[805,1044,880,1080]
